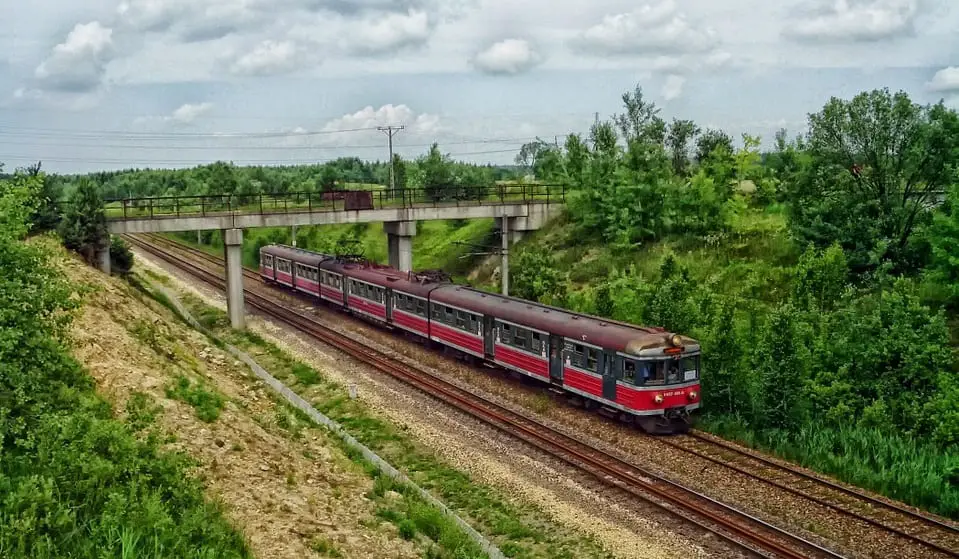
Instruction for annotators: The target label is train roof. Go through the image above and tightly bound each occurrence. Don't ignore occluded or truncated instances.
[261,244,333,268]
[431,285,699,356]
[321,259,449,298]
[261,244,699,356]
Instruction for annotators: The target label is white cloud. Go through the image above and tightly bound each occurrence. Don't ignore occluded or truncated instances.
[927,66,959,93]
[116,0,258,41]
[170,102,214,123]
[472,39,542,75]
[570,1,719,56]
[34,21,114,92]
[134,102,215,125]
[337,9,433,56]
[322,104,441,134]
[229,40,304,76]
[661,74,685,101]
[784,0,920,42]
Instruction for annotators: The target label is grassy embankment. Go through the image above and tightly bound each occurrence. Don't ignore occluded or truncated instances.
[132,264,616,559]
[487,205,959,520]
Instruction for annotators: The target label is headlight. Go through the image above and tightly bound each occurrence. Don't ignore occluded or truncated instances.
[670,334,682,347]
[654,394,664,404]
[688,391,698,401]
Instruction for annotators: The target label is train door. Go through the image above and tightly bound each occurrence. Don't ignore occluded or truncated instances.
[483,315,495,359]
[602,351,617,401]
[548,335,564,385]
[385,288,394,322]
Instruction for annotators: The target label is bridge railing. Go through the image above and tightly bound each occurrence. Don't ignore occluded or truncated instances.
[103,183,566,220]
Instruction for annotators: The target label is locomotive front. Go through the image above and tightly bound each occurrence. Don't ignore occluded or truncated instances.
[621,333,701,434]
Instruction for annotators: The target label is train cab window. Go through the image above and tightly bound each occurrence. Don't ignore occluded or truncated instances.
[262,254,273,267]
[622,360,636,384]
[643,362,665,385]
[665,360,682,384]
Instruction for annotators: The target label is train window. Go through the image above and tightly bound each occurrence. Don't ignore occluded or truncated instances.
[585,348,599,372]
[622,360,636,384]
[455,310,467,329]
[530,332,542,353]
[416,299,426,316]
[665,360,681,383]
[512,327,528,349]
[681,356,698,382]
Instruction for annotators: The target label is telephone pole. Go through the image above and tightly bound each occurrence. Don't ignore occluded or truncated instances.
[378,125,405,198]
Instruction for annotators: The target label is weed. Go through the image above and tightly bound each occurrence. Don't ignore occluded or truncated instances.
[126,391,162,431]
[310,536,343,558]
[165,374,225,422]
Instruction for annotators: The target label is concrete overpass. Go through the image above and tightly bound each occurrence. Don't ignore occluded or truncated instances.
[104,184,566,329]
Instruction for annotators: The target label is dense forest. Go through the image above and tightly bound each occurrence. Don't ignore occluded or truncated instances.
[14,84,959,520]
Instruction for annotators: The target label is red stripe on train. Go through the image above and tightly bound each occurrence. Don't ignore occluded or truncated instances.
[430,322,484,354]
[392,309,428,335]
[564,368,603,397]
[494,344,548,378]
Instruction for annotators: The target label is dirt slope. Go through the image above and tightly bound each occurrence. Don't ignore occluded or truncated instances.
[60,250,425,559]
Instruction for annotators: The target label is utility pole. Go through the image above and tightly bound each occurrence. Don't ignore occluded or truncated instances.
[377,125,405,198]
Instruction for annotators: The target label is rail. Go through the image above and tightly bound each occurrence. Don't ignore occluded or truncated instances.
[101,183,567,220]
[127,233,845,559]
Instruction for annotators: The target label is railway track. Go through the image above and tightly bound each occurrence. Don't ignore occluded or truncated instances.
[125,233,845,559]
[135,233,959,558]
[661,433,959,558]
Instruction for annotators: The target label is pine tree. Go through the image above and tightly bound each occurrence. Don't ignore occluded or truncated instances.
[59,178,108,264]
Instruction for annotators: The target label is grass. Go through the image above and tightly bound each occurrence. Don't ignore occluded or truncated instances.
[703,415,959,519]
[174,291,614,559]
[165,374,226,422]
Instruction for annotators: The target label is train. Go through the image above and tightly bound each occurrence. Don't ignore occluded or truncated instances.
[259,244,702,434]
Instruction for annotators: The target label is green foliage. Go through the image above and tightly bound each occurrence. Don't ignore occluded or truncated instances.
[0,175,251,558]
[754,304,807,429]
[59,178,108,264]
[791,243,849,310]
[512,246,567,305]
[165,375,226,422]
[786,88,959,276]
[110,236,135,276]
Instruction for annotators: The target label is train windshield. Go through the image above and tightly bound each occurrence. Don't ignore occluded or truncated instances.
[623,356,700,385]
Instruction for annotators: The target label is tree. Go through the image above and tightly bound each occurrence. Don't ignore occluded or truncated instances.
[59,178,108,264]
[695,128,734,164]
[317,165,339,192]
[614,84,665,145]
[666,119,700,176]
[755,303,806,429]
[787,88,959,276]
[420,143,454,201]
[109,236,134,276]
[391,153,407,198]
[512,245,567,305]
[515,138,551,176]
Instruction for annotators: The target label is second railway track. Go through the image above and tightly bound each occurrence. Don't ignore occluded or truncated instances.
[136,233,959,557]
[125,233,851,559]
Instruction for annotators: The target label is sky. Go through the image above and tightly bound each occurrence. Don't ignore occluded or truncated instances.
[1,0,958,174]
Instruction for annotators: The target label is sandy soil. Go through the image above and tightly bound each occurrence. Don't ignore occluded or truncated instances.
[61,252,426,559]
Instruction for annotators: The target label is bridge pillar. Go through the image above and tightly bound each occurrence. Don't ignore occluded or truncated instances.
[223,228,246,330]
[500,217,510,296]
[96,245,111,275]
[384,221,416,272]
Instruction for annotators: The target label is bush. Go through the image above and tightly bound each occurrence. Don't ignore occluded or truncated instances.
[109,236,134,275]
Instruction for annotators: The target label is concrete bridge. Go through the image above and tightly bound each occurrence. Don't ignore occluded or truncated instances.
[103,184,566,329]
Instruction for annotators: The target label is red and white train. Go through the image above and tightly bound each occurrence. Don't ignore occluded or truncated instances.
[260,244,701,433]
